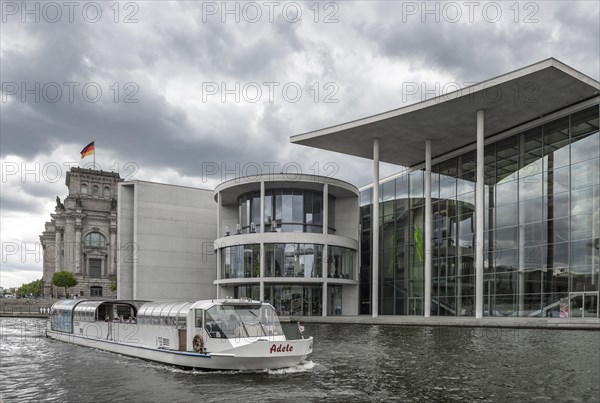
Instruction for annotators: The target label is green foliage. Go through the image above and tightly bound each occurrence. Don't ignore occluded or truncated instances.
[16,279,43,297]
[109,279,117,292]
[413,225,423,263]
[52,271,78,296]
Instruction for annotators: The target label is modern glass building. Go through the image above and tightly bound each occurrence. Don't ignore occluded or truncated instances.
[213,174,360,316]
[292,58,600,318]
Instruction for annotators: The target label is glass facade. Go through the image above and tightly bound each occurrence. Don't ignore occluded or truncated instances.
[327,246,354,279]
[264,243,323,278]
[264,284,323,316]
[238,190,335,233]
[361,105,599,317]
[221,244,260,278]
[218,179,359,317]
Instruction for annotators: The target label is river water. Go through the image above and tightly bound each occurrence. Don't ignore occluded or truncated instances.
[1,318,599,402]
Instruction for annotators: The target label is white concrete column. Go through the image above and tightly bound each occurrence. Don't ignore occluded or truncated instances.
[322,244,328,315]
[456,158,463,316]
[322,282,328,316]
[475,110,485,319]
[424,140,432,318]
[260,243,265,301]
[260,181,265,233]
[322,245,328,279]
[518,223,525,315]
[372,138,380,318]
[518,133,526,315]
[323,183,329,235]
[322,183,330,315]
[216,192,222,238]
[216,190,222,300]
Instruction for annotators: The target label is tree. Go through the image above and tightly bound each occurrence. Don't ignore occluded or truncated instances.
[52,272,78,298]
[109,279,117,292]
[16,279,43,298]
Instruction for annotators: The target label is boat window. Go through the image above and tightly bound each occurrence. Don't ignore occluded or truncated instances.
[49,300,79,333]
[195,309,203,328]
[151,305,161,325]
[159,303,179,327]
[204,304,284,339]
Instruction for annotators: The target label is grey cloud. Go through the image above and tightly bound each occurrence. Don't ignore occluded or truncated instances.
[0,193,45,214]
[1,1,598,190]
[357,2,598,82]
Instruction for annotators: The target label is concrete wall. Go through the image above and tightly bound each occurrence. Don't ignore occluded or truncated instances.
[117,181,217,301]
[342,285,359,315]
[334,196,359,240]
[117,184,135,299]
[219,204,239,237]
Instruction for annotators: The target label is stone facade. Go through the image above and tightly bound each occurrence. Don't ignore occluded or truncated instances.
[40,168,122,298]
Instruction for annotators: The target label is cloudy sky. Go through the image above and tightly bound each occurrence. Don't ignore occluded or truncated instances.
[1,1,599,289]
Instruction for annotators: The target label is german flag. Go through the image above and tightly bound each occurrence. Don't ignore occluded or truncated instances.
[80,141,95,159]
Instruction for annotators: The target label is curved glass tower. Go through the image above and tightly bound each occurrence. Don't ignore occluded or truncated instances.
[214,174,360,316]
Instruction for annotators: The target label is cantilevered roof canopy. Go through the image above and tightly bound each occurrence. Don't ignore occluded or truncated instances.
[291,58,600,167]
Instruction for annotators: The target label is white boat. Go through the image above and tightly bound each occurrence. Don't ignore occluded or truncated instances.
[46,298,313,370]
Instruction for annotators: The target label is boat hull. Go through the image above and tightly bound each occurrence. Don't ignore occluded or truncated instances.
[46,330,312,370]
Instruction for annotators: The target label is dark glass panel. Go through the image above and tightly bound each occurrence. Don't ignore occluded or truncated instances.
[543,116,570,169]
[484,144,496,186]
[313,192,323,226]
[496,137,519,182]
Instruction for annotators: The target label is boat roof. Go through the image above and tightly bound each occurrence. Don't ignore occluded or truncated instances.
[51,298,267,314]
[51,299,148,312]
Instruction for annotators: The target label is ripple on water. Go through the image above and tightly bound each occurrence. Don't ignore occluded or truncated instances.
[2,318,599,402]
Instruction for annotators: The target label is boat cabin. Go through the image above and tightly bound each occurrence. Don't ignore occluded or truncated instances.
[49,298,287,354]
[50,299,144,333]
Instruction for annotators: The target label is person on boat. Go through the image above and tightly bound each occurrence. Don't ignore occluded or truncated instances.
[128,315,136,323]
[205,313,225,338]
[104,315,110,322]
[226,314,243,336]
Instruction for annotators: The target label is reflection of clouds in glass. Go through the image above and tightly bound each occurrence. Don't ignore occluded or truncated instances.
[571,132,599,164]
[456,178,474,195]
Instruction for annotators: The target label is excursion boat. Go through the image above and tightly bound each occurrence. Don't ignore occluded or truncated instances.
[46,298,313,370]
